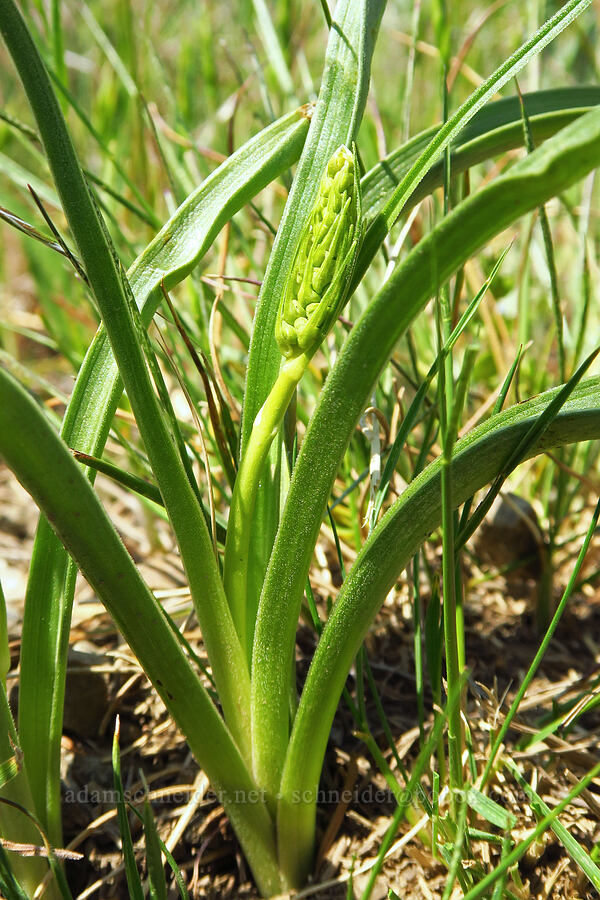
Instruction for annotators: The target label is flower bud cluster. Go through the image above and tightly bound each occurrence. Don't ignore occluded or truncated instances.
[276,145,361,359]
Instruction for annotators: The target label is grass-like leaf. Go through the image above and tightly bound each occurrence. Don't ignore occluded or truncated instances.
[357,0,594,280]
[361,87,600,225]
[479,496,600,787]
[13,89,309,846]
[0,365,282,897]
[278,376,600,879]
[462,757,600,898]
[112,720,145,900]
[241,0,386,632]
[252,105,600,825]
[505,757,600,892]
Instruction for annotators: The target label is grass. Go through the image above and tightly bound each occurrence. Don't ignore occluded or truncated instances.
[0,0,600,897]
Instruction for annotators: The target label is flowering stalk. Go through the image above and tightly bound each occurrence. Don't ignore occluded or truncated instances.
[224,145,361,660]
[275,145,361,360]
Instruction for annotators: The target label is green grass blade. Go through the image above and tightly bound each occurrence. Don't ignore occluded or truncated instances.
[129,801,190,900]
[440,799,468,900]
[462,758,600,899]
[517,87,565,381]
[0,845,29,900]
[112,721,145,900]
[157,843,189,900]
[252,106,600,829]
[72,450,228,545]
[490,834,512,900]
[141,792,168,900]
[278,376,600,884]
[0,365,282,898]
[505,758,600,891]
[0,665,52,896]
[493,345,524,415]
[457,346,599,549]
[13,96,309,843]
[72,450,164,506]
[360,87,600,225]
[78,3,137,97]
[47,71,158,226]
[479,496,600,787]
[0,578,8,688]
[357,703,451,900]
[0,151,60,208]
[253,0,296,99]
[357,0,593,275]
[370,247,508,528]
[465,789,516,831]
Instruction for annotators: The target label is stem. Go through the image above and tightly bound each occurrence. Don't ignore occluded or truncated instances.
[440,455,463,796]
[412,554,425,742]
[224,353,309,660]
[438,70,464,803]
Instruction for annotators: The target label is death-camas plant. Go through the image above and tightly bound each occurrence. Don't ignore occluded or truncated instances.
[224,144,361,658]
[1,0,600,897]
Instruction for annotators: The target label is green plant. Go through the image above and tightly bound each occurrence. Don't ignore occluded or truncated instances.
[1,0,600,897]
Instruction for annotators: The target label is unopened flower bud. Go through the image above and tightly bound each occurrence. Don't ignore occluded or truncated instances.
[276,145,361,359]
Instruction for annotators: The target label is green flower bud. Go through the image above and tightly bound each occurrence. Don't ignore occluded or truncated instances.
[275,144,361,359]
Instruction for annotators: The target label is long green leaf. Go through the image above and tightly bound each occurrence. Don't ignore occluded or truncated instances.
[14,98,310,845]
[252,104,600,817]
[0,366,282,898]
[357,0,594,278]
[240,0,386,637]
[0,674,49,897]
[462,757,600,899]
[278,375,600,876]
[361,86,600,223]
[245,0,386,802]
[112,723,145,900]
[480,496,600,787]
[505,757,600,891]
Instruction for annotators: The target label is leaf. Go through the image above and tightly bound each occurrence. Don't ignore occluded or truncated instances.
[241,0,386,641]
[465,788,516,831]
[424,585,443,695]
[0,363,282,897]
[357,0,594,280]
[112,722,145,900]
[281,376,600,891]
[360,86,600,225]
[141,792,168,900]
[505,758,600,892]
[252,106,600,827]
[13,96,310,839]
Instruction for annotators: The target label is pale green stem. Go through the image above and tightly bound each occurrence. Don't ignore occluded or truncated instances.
[224,352,310,659]
[439,73,463,804]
